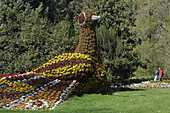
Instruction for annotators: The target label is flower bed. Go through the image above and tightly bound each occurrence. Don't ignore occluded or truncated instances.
[0,52,106,110]
[129,80,170,89]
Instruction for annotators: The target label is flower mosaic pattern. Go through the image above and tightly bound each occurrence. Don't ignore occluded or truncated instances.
[0,52,106,110]
[0,10,107,110]
[25,99,49,110]
[0,53,100,110]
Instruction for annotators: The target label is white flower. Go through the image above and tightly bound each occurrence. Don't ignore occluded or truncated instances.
[25,99,49,110]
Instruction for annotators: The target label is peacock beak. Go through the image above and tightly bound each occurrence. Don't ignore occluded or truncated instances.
[91,15,100,20]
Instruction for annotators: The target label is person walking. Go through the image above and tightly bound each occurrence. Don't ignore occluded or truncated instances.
[154,68,159,81]
[158,68,164,81]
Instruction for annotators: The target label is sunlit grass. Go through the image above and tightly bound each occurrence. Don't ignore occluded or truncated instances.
[1,88,170,113]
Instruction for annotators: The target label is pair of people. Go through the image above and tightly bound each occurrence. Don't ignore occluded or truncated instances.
[154,68,164,81]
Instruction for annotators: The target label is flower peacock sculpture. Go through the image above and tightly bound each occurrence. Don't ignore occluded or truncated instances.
[0,9,108,110]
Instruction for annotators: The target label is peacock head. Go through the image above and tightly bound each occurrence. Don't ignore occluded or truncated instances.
[78,9,100,26]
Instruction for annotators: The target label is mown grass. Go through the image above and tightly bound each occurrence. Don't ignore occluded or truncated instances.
[1,88,170,113]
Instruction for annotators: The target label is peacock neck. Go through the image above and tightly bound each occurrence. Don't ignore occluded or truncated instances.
[75,23,99,60]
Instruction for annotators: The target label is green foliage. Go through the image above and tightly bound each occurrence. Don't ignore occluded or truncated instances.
[132,0,170,76]
[22,0,78,23]
[0,0,76,74]
[0,0,36,73]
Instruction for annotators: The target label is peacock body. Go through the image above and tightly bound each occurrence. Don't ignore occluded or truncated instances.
[0,9,107,110]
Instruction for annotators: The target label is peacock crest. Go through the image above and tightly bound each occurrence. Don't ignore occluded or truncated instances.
[0,9,107,110]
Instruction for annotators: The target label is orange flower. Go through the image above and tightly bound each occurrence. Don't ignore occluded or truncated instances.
[55,96,59,100]
[57,91,61,95]
[43,89,48,91]
[29,96,33,99]
[51,96,55,99]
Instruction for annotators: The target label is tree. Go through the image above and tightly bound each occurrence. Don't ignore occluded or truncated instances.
[132,0,170,76]
[22,0,78,23]
[158,8,170,74]
[0,0,35,73]
[0,0,76,74]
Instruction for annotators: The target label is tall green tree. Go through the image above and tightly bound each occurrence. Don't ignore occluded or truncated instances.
[132,0,170,76]
[0,0,76,74]
[0,0,35,73]
[22,0,78,23]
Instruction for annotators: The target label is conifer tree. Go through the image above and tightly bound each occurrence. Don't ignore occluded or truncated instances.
[132,0,170,76]
[0,0,76,74]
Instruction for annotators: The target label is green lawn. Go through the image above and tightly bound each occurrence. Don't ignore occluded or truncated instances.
[1,88,170,113]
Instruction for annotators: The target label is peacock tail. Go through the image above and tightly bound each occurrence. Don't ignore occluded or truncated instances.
[0,52,106,110]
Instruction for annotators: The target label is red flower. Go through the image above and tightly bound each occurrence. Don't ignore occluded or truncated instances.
[33,100,43,107]
[61,86,66,89]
